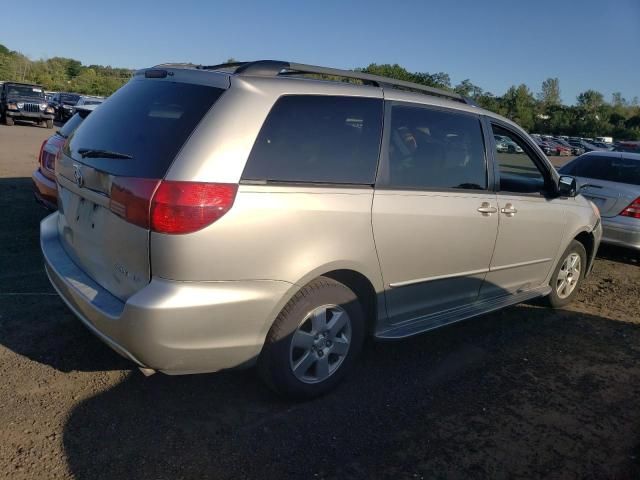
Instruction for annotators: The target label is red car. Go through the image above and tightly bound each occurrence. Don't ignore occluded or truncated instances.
[32,106,96,209]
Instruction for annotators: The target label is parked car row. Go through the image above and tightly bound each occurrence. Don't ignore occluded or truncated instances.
[48,92,105,122]
[0,81,105,128]
[531,135,574,156]
[32,105,99,209]
[531,133,627,155]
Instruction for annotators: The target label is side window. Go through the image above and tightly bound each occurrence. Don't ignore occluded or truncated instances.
[242,95,383,185]
[382,105,487,190]
[492,125,548,194]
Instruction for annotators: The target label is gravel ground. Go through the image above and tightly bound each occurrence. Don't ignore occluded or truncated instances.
[0,123,639,479]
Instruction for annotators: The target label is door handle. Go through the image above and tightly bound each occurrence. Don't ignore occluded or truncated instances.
[501,203,517,216]
[477,202,498,216]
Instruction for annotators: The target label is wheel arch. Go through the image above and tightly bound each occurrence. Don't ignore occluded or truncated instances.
[261,264,384,344]
[574,229,597,275]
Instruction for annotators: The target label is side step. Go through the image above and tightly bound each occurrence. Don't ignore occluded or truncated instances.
[375,286,551,340]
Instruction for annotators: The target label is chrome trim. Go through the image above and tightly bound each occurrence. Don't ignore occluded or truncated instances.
[389,257,552,288]
[489,257,552,272]
[389,268,489,288]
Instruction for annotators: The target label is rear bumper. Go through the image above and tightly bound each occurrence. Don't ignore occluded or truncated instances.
[601,216,640,250]
[41,213,292,374]
[32,168,57,210]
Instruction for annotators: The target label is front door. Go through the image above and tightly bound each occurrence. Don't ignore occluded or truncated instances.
[481,122,567,297]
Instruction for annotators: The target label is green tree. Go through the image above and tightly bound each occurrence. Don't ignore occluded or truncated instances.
[576,89,605,112]
[454,79,483,98]
[537,78,561,106]
[502,84,536,131]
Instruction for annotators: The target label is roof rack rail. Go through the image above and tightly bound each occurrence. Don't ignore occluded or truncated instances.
[199,61,247,71]
[225,60,470,105]
[153,62,202,68]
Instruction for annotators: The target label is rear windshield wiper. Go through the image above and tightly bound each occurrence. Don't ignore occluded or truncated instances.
[77,148,133,160]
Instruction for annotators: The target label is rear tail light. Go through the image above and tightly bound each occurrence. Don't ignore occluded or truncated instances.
[620,197,640,219]
[109,179,237,234]
[38,140,47,168]
[110,177,161,229]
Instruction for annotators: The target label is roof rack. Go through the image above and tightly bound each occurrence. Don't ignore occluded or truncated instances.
[199,60,471,105]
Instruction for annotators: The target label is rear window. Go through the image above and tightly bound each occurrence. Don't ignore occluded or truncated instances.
[242,95,383,185]
[67,80,224,178]
[561,155,640,185]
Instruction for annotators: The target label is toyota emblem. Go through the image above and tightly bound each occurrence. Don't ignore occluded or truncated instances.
[73,164,84,187]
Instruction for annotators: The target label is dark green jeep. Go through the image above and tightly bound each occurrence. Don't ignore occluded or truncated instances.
[1,82,55,128]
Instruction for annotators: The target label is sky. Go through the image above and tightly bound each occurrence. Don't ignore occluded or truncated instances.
[3,0,639,104]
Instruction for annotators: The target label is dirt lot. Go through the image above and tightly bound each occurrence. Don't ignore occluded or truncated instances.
[1,122,639,479]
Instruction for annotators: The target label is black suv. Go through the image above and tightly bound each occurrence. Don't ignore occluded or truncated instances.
[51,92,81,122]
[0,82,55,128]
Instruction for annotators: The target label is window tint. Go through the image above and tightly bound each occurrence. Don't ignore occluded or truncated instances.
[382,105,486,190]
[492,125,547,193]
[242,95,383,185]
[67,80,224,178]
[562,155,640,186]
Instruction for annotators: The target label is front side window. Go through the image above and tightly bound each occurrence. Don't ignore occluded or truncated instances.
[492,125,548,194]
[242,95,383,185]
[381,105,487,190]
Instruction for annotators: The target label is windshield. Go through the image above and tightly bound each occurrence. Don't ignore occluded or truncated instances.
[6,84,44,99]
[83,100,103,105]
[60,94,80,104]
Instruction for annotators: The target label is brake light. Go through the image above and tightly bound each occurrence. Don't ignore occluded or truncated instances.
[151,181,238,234]
[620,197,640,219]
[38,140,47,168]
[109,179,237,234]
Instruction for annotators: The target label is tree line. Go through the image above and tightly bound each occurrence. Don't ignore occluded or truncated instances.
[361,64,640,140]
[1,44,638,139]
[0,43,131,97]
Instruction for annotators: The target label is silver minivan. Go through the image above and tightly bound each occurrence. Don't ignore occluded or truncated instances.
[41,61,602,398]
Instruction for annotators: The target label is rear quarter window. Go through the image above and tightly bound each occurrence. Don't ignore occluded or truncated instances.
[569,155,640,185]
[67,80,225,178]
[242,95,383,185]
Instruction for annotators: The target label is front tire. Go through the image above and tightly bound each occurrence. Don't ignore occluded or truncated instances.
[4,115,14,126]
[545,240,587,308]
[46,119,53,129]
[258,276,365,399]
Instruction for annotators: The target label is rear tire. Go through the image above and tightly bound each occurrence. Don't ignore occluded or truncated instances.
[4,115,14,126]
[258,276,365,399]
[545,240,587,308]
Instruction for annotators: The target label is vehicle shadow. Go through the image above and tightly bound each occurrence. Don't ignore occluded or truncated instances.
[0,177,131,372]
[61,306,640,479]
[597,243,639,266]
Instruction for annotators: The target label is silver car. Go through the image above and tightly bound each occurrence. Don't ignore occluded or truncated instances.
[41,61,602,398]
[559,151,640,250]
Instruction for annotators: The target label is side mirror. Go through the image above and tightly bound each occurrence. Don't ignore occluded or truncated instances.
[558,175,577,197]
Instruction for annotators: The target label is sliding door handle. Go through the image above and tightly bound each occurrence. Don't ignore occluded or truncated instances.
[501,203,518,216]
[477,202,498,215]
